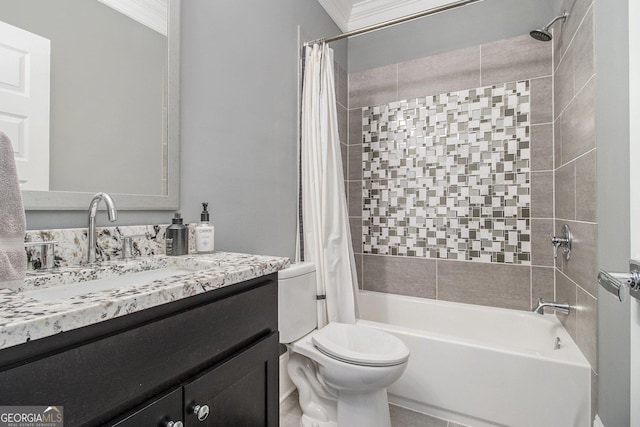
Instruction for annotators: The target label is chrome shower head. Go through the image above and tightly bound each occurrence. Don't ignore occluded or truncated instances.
[530,11,568,42]
[530,28,553,42]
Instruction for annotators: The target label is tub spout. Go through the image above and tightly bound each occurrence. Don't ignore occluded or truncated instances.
[532,297,570,315]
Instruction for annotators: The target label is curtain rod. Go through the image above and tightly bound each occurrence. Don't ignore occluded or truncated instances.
[304,0,483,46]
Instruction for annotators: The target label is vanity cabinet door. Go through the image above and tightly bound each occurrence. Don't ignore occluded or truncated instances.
[183,332,279,427]
[110,387,183,427]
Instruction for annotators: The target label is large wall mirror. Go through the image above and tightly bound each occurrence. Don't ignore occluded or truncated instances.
[0,0,180,210]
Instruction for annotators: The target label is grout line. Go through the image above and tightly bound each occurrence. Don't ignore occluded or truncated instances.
[479,45,482,86]
[530,74,554,82]
[395,63,399,103]
[361,252,531,266]
[573,157,578,221]
[530,264,533,308]
[555,147,597,170]
[557,268,597,300]
[435,259,438,300]
[554,1,595,73]
[550,15,558,302]
[555,73,595,120]
[552,40,557,299]
[553,218,597,225]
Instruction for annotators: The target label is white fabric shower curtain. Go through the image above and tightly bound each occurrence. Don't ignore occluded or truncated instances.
[298,43,358,327]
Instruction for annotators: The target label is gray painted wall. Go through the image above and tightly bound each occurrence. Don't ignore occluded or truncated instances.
[595,0,631,423]
[348,0,560,72]
[0,0,166,196]
[25,210,172,230]
[179,0,345,259]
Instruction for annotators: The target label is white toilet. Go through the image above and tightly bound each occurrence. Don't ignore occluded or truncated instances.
[279,262,410,427]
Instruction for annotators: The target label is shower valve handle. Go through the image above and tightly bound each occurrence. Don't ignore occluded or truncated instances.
[550,224,572,261]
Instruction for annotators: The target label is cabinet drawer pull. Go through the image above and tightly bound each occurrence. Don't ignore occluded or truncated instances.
[191,404,210,422]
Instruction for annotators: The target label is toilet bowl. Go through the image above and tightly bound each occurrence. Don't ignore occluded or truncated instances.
[279,263,410,427]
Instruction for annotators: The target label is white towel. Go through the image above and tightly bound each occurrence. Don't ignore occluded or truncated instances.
[0,132,26,289]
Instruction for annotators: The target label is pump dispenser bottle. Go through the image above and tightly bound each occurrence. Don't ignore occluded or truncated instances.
[195,203,214,253]
[166,212,188,256]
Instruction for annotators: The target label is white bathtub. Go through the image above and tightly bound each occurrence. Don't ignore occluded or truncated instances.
[357,291,591,427]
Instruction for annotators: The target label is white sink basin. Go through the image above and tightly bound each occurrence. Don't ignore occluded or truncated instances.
[23,267,196,302]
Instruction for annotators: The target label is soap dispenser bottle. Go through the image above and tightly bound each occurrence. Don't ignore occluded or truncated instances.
[195,203,214,254]
[166,212,188,256]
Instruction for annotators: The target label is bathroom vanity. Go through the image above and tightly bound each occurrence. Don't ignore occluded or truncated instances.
[0,252,288,426]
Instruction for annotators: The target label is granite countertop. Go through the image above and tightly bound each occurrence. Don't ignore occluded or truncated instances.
[0,252,290,351]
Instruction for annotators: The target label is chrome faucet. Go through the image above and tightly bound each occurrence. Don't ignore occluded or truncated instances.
[87,192,118,264]
[532,297,570,315]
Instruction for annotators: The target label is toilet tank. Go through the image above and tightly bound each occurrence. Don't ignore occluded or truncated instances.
[278,262,317,344]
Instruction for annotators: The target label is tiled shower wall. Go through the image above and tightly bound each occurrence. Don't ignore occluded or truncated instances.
[336,63,349,182]
[346,34,554,311]
[553,0,598,418]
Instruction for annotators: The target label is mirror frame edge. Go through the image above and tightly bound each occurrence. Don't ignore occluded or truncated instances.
[22,0,181,211]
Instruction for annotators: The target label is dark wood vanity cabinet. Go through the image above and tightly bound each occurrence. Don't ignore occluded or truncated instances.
[111,387,183,427]
[112,333,279,427]
[0,274,279,427]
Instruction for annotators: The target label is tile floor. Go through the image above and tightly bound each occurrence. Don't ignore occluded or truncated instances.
[279,391,470,427]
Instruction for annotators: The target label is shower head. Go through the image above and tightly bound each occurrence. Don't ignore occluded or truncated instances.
[530,28,553,42]
[530,11,568,42]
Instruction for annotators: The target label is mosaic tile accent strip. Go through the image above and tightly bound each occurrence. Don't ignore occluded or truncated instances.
[362,81,531,264]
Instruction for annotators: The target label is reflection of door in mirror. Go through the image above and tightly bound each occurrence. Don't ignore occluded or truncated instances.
[0,0,168,198]
[0,20,50,191]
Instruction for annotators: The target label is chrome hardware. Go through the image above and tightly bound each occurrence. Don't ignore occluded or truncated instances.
[598,260,640,302]
[191,404,210,422]
[164,421,183,427]
[532,297,571,315]
[87,192,118,264]
[555,337,562,350]
[24,240,58,270]
[121,234,146,260]
[550,224,572,260]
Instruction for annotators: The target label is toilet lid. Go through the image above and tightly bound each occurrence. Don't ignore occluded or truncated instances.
[311,323,410,367]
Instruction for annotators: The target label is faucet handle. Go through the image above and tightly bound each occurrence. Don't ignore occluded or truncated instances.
[121,234,146,260]
[549,234,559,258]
[550,224,572,261]
[24,240,58,270]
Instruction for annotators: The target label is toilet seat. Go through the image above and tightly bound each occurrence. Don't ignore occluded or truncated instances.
[311,323,410,367]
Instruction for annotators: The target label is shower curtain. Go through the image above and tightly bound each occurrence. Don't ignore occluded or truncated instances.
[298,43,358,327]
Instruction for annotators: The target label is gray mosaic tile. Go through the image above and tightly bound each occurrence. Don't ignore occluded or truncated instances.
[362,81,531,264]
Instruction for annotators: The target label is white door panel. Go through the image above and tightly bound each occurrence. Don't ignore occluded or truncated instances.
[0,20,50,190]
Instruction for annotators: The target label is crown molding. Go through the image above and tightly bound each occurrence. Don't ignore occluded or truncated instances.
[317,0,353,32]
[350,0,459,31]
[318,0,462,33]
[97,0,168,36]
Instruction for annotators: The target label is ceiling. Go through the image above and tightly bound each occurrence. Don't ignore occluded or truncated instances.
[97,0,167,35]
[317,0,467,32]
